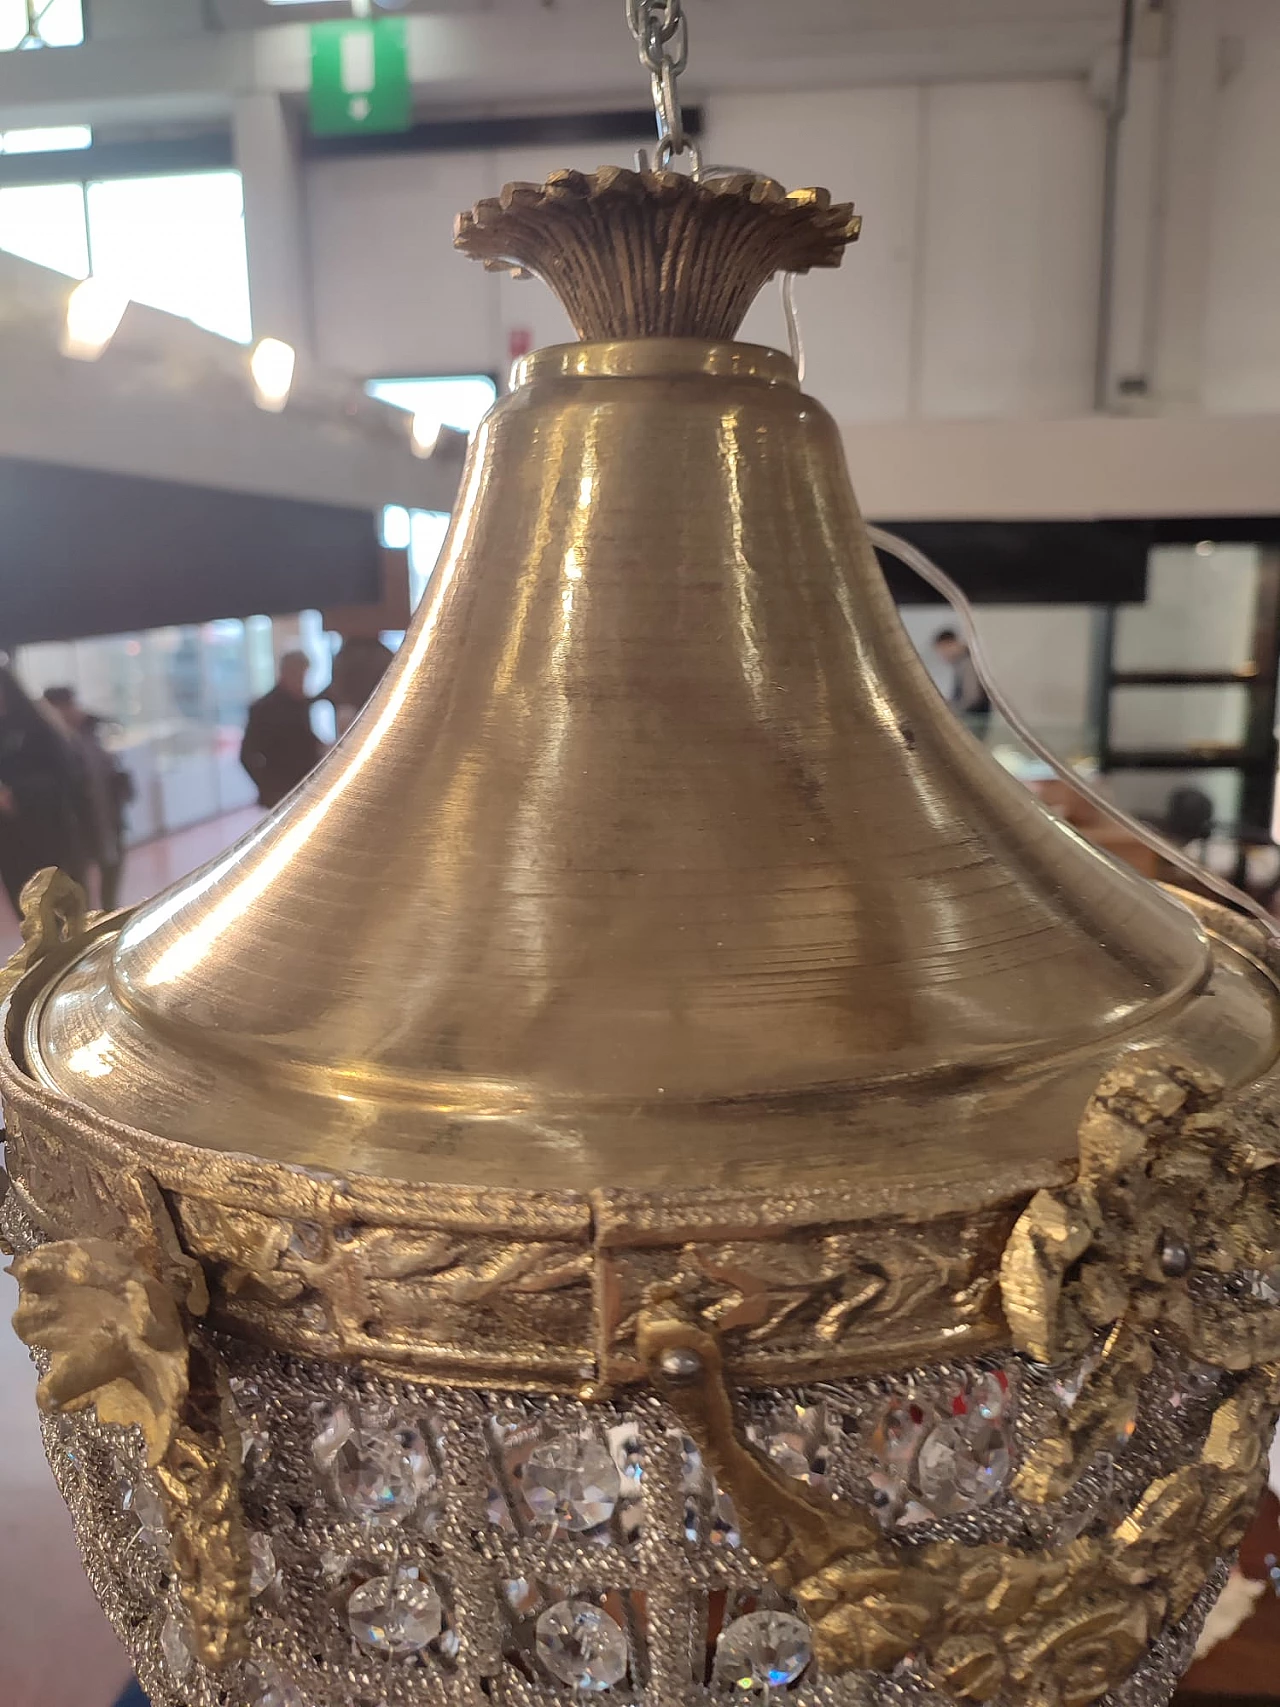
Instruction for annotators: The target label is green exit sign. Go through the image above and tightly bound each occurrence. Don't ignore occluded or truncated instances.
[310,19,411,138]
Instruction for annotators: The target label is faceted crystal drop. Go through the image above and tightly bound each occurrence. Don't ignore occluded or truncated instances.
[608,1421,643,1493]
[916,1419,1010,1514]
[966,1420,1012,1501]
[504,1576,543,1616]
[766,1435,811,1480]
[1052,1342,1103,1412]
[868,1466,907,1528]
[709,1487,742,1548]
[161,1610,193,1681]
[237,1414,271,1470]
[311,1401,355,1468]
[333,1432,419,1525]
[535,1600,628,1690]
[869,1400,931,1473]
[715,1610,812,1693]
[487,1485,516,1531]
[123,1479,169,1552]
[249,1531,279,1598]
[347,1571,443,1654]
[522,1434,621,1532]
[969,1370,1012,1422]
[249,1663,306,1707]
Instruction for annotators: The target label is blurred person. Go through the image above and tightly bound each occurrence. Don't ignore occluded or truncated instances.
[932,626,991,739]
[0,663,90,912]
[240,650,322,809]
[325,635,395,737]
[43,687,135,911]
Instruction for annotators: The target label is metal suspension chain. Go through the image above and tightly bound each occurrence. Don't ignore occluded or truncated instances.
[626,0,696,170]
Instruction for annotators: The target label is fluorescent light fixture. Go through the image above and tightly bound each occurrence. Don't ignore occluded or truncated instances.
[250,337,296,412]
[0,124,92,154]
[61,276,129,360]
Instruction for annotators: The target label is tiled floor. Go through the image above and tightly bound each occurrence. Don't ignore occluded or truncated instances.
[0,808,261,1707]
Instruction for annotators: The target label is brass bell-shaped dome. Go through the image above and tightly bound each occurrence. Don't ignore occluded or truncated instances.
[5,165,1280,1707]
[23,171,1278,1214]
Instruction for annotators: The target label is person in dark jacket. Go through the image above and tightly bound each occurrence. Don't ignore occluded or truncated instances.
[932,626,992,740]
[43,687,135,911]
[0,663,90,913]
[240,650,322,809]
[325,634,395,737]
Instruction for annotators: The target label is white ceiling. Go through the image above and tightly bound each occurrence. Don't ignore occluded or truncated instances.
[0,0,1123,132]
[218,0,1124,94]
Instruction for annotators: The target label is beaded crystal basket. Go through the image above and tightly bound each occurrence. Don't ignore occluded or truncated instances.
[3,169,1280,1707]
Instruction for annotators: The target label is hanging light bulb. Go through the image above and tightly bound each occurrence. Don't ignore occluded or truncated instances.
[249,337,296,412]
[60,276,129,361]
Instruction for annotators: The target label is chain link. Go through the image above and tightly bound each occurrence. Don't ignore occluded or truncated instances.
[626,0,691,163]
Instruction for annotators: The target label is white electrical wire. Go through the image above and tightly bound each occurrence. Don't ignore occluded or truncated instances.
[866,524,1280,946]
[781,273,805,385]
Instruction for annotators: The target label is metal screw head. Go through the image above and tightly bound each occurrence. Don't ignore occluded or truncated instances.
[1158,1234,1192,1278]
[658,1346,703,1381]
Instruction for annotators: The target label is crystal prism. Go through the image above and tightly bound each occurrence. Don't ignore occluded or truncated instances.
[715,1610,812,1693]
[249,1531,279,1598]
[607,1420,643,1493]
[332,1431,420,1525]
[160,1610,192,1681]
[522,1433,621,1532]
[916,1418,1010,1514]
[535,1599,628,1690]
[869,1399,931,1473]
[311,1401,354,1468]
[249,1662,306,1707]
[346,1570,443,1654]
[122,1478,168,1552]
[969,1369,1012,1421]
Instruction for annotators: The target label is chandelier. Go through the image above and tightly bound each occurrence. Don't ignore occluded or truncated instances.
[3,6,1279,1707]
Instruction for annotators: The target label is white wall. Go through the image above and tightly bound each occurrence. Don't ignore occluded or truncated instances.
[308,150,501,378]
[1203,0,1280,412]
[304,79,1108,426]
[712,85,923,422]
[307,135,655,379]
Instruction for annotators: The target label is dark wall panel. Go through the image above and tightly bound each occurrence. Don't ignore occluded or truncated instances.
[0,457,381,647]
[872,519,1151,606]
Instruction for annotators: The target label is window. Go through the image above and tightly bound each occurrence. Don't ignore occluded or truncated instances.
[371,378,492,612]
[0,167,253,342]
[0,180,88,274]
[86,172,252,342]
[381,504,450,609]
[0,0,84,50]
[365,374,497,438]
[0,124,91,152]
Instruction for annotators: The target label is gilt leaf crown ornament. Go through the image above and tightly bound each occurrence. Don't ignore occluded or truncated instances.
[2,6,1279,1705]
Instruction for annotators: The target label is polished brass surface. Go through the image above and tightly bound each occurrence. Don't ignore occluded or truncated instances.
[21,336,1280,1210]
[453,167,861,340]
[632,1049,1280,1703]
[7,151,1280,1707]
[638,1274,1280,1706]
